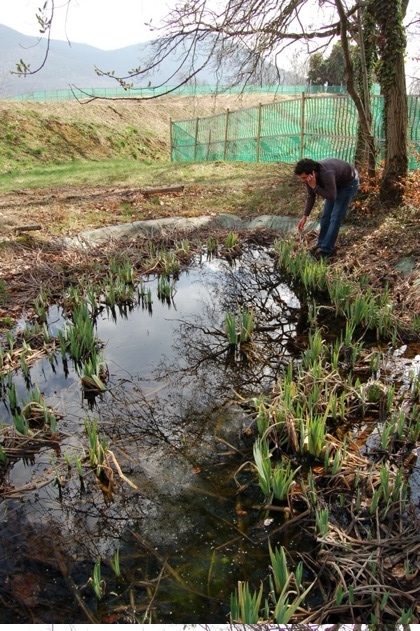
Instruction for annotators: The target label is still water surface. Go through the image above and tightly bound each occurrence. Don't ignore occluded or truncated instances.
[1,248,306,623]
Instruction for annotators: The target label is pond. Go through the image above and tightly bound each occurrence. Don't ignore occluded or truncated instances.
[0,243,419,624]
[0,247,307,623]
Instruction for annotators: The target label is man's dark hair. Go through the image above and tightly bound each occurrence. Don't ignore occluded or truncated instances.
[294,158,320,175]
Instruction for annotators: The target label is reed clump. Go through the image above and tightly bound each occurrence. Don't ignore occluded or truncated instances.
[231,239,419,623]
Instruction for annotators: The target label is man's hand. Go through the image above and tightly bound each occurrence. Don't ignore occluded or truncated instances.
[298,215,307,232]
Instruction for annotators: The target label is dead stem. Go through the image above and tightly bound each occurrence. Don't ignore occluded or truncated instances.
[53,546,99,623]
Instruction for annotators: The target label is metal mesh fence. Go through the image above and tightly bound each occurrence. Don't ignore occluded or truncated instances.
[171,93,420,170]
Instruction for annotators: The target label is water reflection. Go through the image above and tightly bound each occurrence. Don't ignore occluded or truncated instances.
[0,247,303,623]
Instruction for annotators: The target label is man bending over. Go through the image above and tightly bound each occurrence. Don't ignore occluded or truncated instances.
[295,157,359,259]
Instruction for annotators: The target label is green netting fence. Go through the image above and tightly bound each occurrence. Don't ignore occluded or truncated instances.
[171,93,420,170]
[8,84,351,102]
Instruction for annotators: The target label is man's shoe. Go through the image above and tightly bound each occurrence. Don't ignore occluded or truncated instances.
[309,245,321,256]
[314,249,334,260]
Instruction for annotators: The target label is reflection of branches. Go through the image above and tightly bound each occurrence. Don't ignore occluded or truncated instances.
[102,376,175,446]
[156,248,301,395]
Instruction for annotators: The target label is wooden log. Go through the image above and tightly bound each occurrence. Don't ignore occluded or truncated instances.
[141,185,184,196]
[14,225,43,233]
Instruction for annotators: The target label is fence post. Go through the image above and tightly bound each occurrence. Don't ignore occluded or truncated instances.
[224,109,230,160]
[170,118,173,161]
[256,103,262,162]
[300,92,306,159]
[207,129,212,161]
[194,117,199,161]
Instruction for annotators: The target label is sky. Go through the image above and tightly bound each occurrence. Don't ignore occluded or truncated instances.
[0,0,171,50]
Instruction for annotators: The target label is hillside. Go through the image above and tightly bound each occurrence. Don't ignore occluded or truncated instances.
[0,93,290,170]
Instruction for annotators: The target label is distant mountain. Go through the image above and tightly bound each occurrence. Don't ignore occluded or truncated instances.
[0,24,296,99]
[0,24,221,98]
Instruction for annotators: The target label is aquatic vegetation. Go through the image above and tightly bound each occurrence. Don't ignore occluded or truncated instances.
[150,249,182,278]
[19,353,30,380]
[85,418,110,486]
[21,386,58,434]
[89,558,105,600]
[102,271,136,306]
[63,284,84,313]
[109,257,135,285]
[12,411,29,435]
[300,258,329,292]
[315,507,330,538]
[206,236,218,257]
[33,289,49,323]
[144,287,153,309]
[6,381,18,413]
[239,307,254,343]
[301,328,325,368]
[252,437,271,497]
[225,231,239,249]
[175,239,191,260]
[225,307,255,346]
[324,440,346,475]
[225,312,237,345]
[303,412,328,458]
[230,580,263,624]
[274,237,403,341]
[240,261,419,624]
[81,349,108,394]
[157,274,175,302]
[231,544,314,624]
[110,548,122,578]
[271,459,298,502]
[58,301,98,364]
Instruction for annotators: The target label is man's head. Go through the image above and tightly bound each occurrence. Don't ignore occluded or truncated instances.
[294,158,320,184]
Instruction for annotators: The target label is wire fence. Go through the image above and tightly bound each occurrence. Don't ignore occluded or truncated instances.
[7,84,353,102]
[171,92,420,170]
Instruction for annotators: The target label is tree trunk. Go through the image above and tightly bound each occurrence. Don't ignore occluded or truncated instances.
[334,0,376,179]
[354,6,377,179]
[380,56,408,203]
[368,0,408,205]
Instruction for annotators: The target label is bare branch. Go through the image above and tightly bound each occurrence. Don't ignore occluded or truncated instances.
[11,0,74,77]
